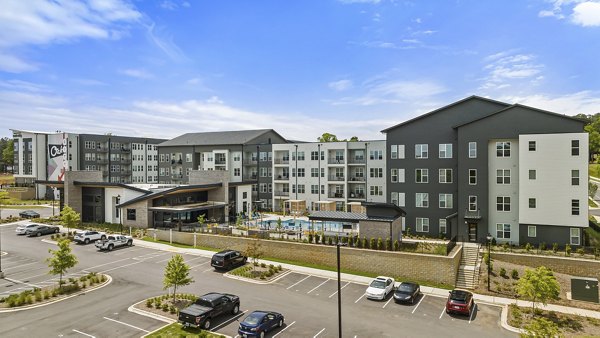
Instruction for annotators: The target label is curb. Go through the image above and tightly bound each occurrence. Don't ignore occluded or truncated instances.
[500,304,526,334]
[223,269,293,285]
[41,239,58,245]
[128,299,176,324]
[0,274,112,313]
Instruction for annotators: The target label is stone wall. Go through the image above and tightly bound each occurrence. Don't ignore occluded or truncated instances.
[123,199,150,228]
[493,252,600,279]
[64,171,102,215]
[150,229,462,286]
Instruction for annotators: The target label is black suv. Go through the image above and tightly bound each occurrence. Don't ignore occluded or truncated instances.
[211,250,247,270]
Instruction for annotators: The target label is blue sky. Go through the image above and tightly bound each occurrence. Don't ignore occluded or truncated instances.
[1,0,599,141]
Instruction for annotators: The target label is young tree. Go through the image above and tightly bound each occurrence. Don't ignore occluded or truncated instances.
[163,254,194,302]
[275,217,283,238]
[197,214,206,228]
[1,139,14,172]
[245,238,264,272]
[60,205,80,233]
[47,238,78,286]
[522,317,563,338]
[317,133,339,142]
[516,266,560,314]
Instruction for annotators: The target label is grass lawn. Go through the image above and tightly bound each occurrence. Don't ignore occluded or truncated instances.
[146,323,224,338]
[0,174,14,185]
[591,164,600,178]
[508,304,600,337]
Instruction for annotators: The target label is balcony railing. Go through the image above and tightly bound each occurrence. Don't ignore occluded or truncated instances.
[97,159,108,164]
[171,174,183,180]
[119,170,131,175]
[97,147,108,153]
[328,158,345,164]
[274,158,289,165]
[243,159,258,165]
[120,158,132,164]
[348,158,366,164]
[274,191,290,197]
[348,176,365,182]
[328,175,345,181]
[328,192,345,198]
[243,174,258,180]
[275,175,289,181]
[348,192,365,199]
[215,159,226,165]
[121,147,131,152]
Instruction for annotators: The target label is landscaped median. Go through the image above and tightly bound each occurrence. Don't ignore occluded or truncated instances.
[508,304,600,337]
[0,273,111,312]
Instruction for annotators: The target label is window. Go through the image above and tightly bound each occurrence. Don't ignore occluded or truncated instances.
[234,168,240,176]
[390,145,398,159]
[297,184,305,193]
[416,218,429,232]
[233,153,241,161]
[127,209,136,221]
[468,196,477,211]
[572,199,580,215]
[439,144,452,158]
[186,153,192,162]
[415,169,428,183]
[391,192,405,207]
[468,142,477,158]
[529,170,536,180]
[496,169,511,184]
[416,193,429,208]
[571,140,579,156]
[370,168,383,178]
[570,228,581,245]
[311,185,319,194]
[391,192,398,205]
[496,141,511,157]
[260,167,268,177]
[439,219,447,234]
[321,168,325,177]
[297,151,305,161]
[572,170,579,185]
[439,194,453,208]
[469,169,477,185]
[397,145,405,159]
[261,183,268,193]
[297,168,305,177]
[496,196,510,211]
[311,151,319,160]
[496,223,510,239]
[311,168,318,177]
[391,169,399,183]
[529,198,536,208]
[528,226,536,237]
[529,141,536,151]
[415,144,428,159]
[369,150,383,160]
[84,141,96,149]
[370,186,383,196]
[439,169,452,183]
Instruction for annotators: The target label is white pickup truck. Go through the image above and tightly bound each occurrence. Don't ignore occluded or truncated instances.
[74,230,106,244]
[95,235,133,251]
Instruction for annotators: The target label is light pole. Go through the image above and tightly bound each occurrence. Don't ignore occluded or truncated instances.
[486,233,492,291]
[117,195,122,235]
[336,235,342,338]
[0,195,7,279]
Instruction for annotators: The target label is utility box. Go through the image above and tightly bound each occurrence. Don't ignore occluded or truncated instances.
[571,277,599,303]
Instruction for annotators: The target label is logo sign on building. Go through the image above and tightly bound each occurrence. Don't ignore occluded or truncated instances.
[47,133,69,181]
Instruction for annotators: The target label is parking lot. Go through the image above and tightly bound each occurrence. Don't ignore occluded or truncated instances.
[0,221,515,337]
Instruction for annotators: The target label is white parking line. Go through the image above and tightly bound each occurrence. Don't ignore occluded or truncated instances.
[328,282,350,298]
[189,261,210,269]
[412,295,426,314]
[272,320,296,337]
[112,247,145,256]
[3,261,39,271]
[469,304,476,324]
[99,261,142,274]
[354,293,366,303]
[307,279,330,294]
[382,297,393,309]
[201,267,213,273]
[439,307,446,319]
[211,310,248,330]
[102,317,149,333]
[314,328,326,337]
[72,329,96,337]
[286,275,310,290]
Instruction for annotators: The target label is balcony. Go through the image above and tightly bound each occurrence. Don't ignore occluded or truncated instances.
[97,147,108,153]
[243,159,257,165]
[274,158,289,165]
[328,158,345,165]
[215,159,226,165]
[275,175,289,181]
[328,175,345,181]
[171,174,183,181]
[348,192,366,199]
[274,191,290,197]
[120,158,132,164]
[348,158,366,164]
[328,192,345,198]
[243,174,258,181]
[97,159,108,164]
[119,170,132,176]
[348,176,365,182]
[121,146,131,152]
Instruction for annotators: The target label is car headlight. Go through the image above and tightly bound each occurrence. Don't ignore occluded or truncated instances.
[250,327,257,332]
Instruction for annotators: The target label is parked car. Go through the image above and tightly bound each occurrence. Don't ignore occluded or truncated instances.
[393,282,421,304]
[74,230,106,244]
[211,250,247,270]
[19,210,40,219]
[238,311,284,338]
[445,289,474,316]
[365,276,395,300]
[15,223,38,235]
[26,224,60,237]
[178,292,240,330]
[94,235,133,251]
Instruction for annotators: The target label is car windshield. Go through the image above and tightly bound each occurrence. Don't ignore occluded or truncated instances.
[243,313,264,325]
[370,280,386,289]
[450,291,470,303]
[26,224,37,228]
[397,284,414,293]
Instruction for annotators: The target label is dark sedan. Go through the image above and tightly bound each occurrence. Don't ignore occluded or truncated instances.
[238,311,284,338]
[26,224,60,237]
[19,210,40,219]
[445,289,474,316]
[393,282,421,304]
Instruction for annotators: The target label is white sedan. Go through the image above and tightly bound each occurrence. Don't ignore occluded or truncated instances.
[15,223,38,235]
[365,276,395,300]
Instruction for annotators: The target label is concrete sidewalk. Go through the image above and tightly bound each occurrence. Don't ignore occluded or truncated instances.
[135,239,600,320]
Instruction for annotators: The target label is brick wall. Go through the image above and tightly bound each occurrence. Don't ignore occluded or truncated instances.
[64,171,102,215]
[493,252,600,279]
[122,199,150,228]
[151,229,462,286]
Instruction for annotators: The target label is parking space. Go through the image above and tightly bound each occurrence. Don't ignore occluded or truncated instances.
[65,310,162,337]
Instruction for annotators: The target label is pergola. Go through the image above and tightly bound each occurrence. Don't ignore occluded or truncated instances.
[284,199,306,216]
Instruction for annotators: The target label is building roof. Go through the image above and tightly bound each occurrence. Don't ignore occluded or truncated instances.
[72,181,150,194]
[158,129,286,147]
[380,96,510,133]
[117,183,222,208]
[308,210,399,223]
[451,103,586,129]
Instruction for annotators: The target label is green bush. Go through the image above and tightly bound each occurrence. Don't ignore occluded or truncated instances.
[278,265,283,271]
[162,303,169,312]
[524,243,533,252]
[491,237,497,246]
[154,300,162,309]
[577,247,585,256]
[146,299,153,308]
[539,242,546,251]
[169,305,177,314]
[43,290,51,300]
[376,238,383,250]
[260,275,266,280]
[357,237,363,248]
[321,234,326,244]
[315,234,320,244]
[511,269,519,279]
[51,288,58,297]
[566,244,572,256]
[385,238,392,251]
[552,243,559,253]
[260,263,266,268]
[369,238,376,249]
[393,240,399,251]
[499,268,507,278]
[328,237,333,245]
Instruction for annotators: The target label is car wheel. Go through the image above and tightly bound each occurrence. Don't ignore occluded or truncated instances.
[101,235,106,240]
[37,232,41,237]
[127,240,133,246]
[203,318,211,330]
[411,297,415,305]
[84,238,90,244]
[232,304,239,315]
[108,244,114,251]
[55,228,59,233]
[278,319,283,327]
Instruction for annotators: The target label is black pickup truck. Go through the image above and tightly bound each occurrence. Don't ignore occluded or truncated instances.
[178,292,240,329]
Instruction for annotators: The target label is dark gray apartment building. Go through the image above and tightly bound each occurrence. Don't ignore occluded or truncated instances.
[157,129,288,211]
[383,96,588,246]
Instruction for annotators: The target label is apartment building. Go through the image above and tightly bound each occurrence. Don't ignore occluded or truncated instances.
[383,96,588,246]
[11,129,165,199]
[271,141,386,213]
[157,129,288,211]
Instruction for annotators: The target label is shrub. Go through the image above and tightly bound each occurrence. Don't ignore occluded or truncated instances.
[146,299,153,308]
[328,237,333,245]
[269,264,275,270]
[565,244,572,256]
[308,233,313,243]
[161,303,169,312]
[502,242,509,252]
[51,289,58,297]
[552,243,559,253]
[315,234,320,244]
[393,240,399,251]
[169,305,177,314]
[524,243,533,252]
[79,276,87,282]
[278,265,283,271]
[356,237,363,248]
[577,248,585,256]
[539,242,546,251]
[154,300,162,309]
[34,290,42,302]
[491,237,497,246]
[321,234,326,244]
[385,238,392,251]
[347,236,353,247]
[369,238,376,249]
[260,263,266,268]
[511,269,519,279]
[500,268,507,278]
[260,275,266,280]
[43,290,51,300]
[100,275,106,283]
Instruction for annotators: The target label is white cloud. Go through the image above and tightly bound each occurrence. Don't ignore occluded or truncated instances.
[120,68,154,79]
[206,96,223,104]
[572,1,600,26]
[187,78,201,85]
[480,52,544,90]
[499,91,600,116]
[182,2,191,8]
[329,78,447,106]
[160,1,178,10]
[328,80,353,91]
[337,0,381,4]
[145,22,188,62]
[0,53,38,73]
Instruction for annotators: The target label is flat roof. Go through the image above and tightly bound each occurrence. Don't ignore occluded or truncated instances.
[309,211,397,223]
[149,201,226,212]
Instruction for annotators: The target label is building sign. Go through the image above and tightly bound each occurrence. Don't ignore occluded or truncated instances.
[47,133,68,181]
